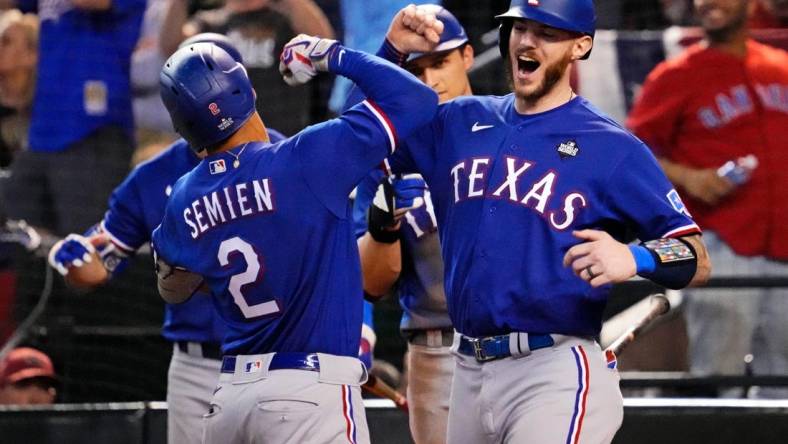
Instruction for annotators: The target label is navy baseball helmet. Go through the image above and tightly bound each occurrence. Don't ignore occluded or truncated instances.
[496,0,596,60]
[160,43,256,153]
[407,5,468,62]
[179,32,244,64]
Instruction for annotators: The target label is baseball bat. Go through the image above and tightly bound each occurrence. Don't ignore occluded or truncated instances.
[362,374,409,412]
[605,293,671,356]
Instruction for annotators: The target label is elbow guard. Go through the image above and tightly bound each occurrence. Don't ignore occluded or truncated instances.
[629,238,697,289]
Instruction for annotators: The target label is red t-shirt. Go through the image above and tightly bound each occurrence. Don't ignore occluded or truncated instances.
[627,40,788,259]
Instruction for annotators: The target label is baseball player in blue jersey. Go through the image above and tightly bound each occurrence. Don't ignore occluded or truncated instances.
[352,5,473,444]
[150,23,439,444]
[377,1,712,443]
[44,33,289,444]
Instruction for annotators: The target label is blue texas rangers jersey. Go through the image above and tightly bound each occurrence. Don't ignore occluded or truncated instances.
[152,48,438,356]
[387,94,700,338]
[101,131,284,344]
[353,171,451,331]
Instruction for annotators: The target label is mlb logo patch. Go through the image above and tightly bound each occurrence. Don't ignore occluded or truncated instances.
[605,349,617,370]
[209,159,227,175]
[245,360,263,373]
[667,189,691,217]
[528,0,539,5]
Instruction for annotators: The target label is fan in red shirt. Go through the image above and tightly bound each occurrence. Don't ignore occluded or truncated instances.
[628,0,788,397]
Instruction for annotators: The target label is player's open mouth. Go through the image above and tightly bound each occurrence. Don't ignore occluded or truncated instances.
[517,55,540,76]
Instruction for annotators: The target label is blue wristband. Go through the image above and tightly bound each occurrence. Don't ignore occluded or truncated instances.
[629,245,656,274]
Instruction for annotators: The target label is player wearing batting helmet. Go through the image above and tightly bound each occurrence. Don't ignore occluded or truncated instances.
[46,34,287,444]
[151,19,439,442]
[365,1,711,443]
[349,5,473,444]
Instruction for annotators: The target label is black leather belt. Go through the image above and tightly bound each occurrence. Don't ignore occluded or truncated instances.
[221,353,321,374]
[176,341,222,361]
[457,333,554,362]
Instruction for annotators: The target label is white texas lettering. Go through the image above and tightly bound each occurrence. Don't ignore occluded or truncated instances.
[449,156,586,230]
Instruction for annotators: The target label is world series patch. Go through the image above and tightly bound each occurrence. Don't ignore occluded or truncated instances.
[642,238,694,263]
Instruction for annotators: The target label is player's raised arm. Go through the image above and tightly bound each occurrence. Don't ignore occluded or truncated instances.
[279,34,438,142]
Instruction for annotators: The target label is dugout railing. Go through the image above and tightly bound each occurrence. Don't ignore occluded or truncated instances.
[2,398,788,444]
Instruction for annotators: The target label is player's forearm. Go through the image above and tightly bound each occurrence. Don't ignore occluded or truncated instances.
[358,233,401,299]
[159,0,190,58]
[681,234,711,287]
[274,0,335,39]
[332,48,438,138]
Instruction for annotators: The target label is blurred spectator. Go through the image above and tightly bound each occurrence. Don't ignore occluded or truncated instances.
[749,0,788,28]
[0,347,58,405]
[160,0,335,135]
[328,0,416,111]
[620,0,696,29]
[0,10,37,168]
[131,0,178,149]
[0,0,146,236]
[628,0,788,397]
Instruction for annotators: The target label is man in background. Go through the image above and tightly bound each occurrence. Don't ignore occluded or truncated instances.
[628,0,788,397]
[0,347,58,405]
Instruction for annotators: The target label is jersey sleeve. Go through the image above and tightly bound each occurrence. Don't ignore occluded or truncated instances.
[298,48,438,217]
[101,170,150,256]
[385,102,449,179]
[626,63,689,157]
[151,197,184,268]
[607,144,701,240]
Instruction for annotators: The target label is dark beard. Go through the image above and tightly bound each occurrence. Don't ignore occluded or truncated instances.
[704,3,749,44]
[515,49,574,106]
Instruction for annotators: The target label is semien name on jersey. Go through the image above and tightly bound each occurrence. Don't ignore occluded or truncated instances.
[183,178,276,239]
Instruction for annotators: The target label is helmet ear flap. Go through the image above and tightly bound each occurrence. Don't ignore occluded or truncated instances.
[498,20,513,60]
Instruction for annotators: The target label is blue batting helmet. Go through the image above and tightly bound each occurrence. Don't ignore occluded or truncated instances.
[407,5,469,62]
[160,43,256,153]
[496,0,596,60]
[179,32,244,64]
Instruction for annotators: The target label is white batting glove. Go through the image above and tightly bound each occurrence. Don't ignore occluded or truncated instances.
[48,233,95,276]
[279,34,339,86]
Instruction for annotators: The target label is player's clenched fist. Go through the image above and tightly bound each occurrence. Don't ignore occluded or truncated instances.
[386,3,445,54]
[279,34,339,86]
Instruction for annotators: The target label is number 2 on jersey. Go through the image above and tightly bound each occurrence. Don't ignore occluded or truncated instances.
[218,237,281,318]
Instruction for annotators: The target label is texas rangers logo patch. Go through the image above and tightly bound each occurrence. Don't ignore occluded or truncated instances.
[209,159,227,175]
[557,140,579,159]
[667,189,691,217]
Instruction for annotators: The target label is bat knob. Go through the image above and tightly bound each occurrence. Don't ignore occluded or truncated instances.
[651,294,671,315]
